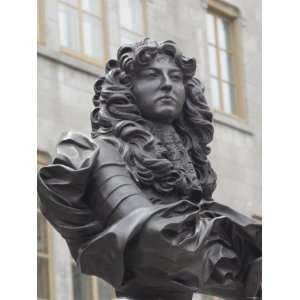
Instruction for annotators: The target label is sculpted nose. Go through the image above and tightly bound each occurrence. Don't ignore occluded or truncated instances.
[161,75,172,93]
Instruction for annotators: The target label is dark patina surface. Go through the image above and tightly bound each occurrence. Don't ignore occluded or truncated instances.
[38,39,262,300]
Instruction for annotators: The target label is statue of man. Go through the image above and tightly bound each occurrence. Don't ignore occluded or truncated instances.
[38,39,261,300]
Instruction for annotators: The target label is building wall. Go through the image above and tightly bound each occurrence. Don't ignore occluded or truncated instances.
[37,1,261,299]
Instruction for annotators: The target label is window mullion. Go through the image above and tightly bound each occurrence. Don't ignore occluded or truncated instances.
[141,0,147,35]
[229,20,239,115]
[37,0,44,44]
[92,277,99,300]
[101,0,109,61]
[47,223,54,300]
[214,15,224,112]
[78,0,84,55]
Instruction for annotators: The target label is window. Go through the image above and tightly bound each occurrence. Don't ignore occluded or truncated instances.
[72,262,115,300]
[206,0,245,118]
[37,209,52,300]
[118,0,146,44]
[38,152,53,300]
[58,0,107,65]
[37,0,45,44]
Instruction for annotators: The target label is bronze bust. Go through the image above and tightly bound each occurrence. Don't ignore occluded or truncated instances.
[38,39,261,300]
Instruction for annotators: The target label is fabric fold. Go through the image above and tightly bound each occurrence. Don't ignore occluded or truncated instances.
[37,132,261,300]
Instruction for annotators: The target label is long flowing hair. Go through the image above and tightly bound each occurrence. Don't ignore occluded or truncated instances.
[91,39,217,199]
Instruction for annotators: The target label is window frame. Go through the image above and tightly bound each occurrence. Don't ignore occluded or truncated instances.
[71,260,96,300]
[37,0,45,44]
[118,0,147,44]
[38,151,55,300]
[71,259,116,300]
[58,0,109,67]
[207,0,246,120]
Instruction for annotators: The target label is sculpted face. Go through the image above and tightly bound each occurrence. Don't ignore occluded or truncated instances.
[132,54,185,124]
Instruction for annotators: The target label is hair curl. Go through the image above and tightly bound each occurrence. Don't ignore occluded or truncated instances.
[91,39,217,200]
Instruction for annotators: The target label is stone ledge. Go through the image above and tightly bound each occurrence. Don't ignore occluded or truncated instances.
[213,111,253,135]
[37,45,104,77]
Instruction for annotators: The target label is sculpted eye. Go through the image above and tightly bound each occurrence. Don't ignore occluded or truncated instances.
[171,73,183,81]
[145,72,158,79]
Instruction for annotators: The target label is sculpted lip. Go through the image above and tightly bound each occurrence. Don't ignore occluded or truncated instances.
[155,95,176,103]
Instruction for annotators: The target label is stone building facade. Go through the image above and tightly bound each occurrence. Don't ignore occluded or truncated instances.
[37,1,261,299]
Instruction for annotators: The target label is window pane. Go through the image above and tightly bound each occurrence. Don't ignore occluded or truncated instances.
[61,0,78,7]
[119,0,143,34]
[217,17,231,50]
[81,0,101,17]
[208,46,218,77]
[210,78,221,110]
[58,4,80,51]
[37,257,50,299]
[72,264,94,300]
[38,212,48,253]
[120,29,142,44]
[220,50,233,82]
[206,13,216,45]
[97,278,115,300]
[222,82,235,114]
[82,14,104,60]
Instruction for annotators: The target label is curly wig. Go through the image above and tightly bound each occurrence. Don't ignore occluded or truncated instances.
[91,39,217,200]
